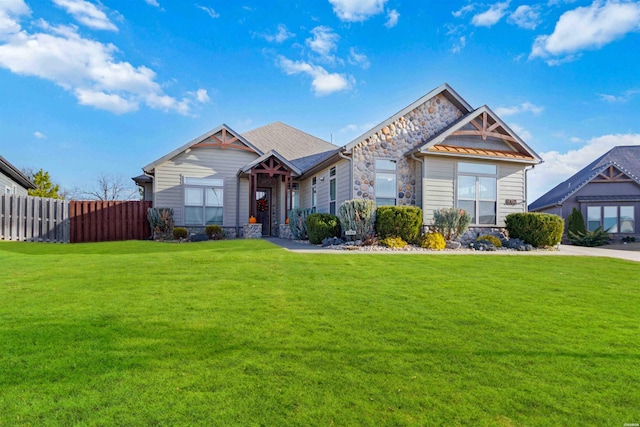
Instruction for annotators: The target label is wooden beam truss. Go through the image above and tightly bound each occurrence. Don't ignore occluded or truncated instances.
[452,111,518,143]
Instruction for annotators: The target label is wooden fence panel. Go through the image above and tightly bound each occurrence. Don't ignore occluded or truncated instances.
[0,195,70,242]
[69,200,151,243]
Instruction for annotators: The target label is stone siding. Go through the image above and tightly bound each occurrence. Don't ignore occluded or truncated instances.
[243,223,263,239]
[352,94,463,206]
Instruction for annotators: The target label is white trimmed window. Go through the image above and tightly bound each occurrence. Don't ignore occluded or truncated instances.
[457,162,497,225]
[311,177,317,209]
[329,167,337,215]
[184,177,224,225]
[587,206,635,233]
[375,159,397,206]
[291,183,300,209]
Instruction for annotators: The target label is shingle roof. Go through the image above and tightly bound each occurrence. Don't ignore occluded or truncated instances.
[241,122,339,172]
[528,145,640,211]
[0,155,36,190]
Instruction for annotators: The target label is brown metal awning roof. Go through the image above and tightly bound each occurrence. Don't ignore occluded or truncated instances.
[426,144,535,160]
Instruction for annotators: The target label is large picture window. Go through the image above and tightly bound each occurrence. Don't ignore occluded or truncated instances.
[457,162,497,225]
[375,159,397,206]
[184,177,223,225]
[587,206,635,233]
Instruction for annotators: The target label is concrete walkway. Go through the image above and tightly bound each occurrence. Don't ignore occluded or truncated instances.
[264,238,640,263]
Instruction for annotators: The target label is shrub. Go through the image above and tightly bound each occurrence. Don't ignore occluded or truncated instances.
[375,206,422,244]
[289,207,315,240]
[433,208,471,241]
[148,207,174,240]
[306,213,341,245]
[567,208,586,236]
[419,232,446,250]
[476,234,502,248]
[568,227,610,247]
[505,212,564,248]
[380,236,407,249]
[173,227,188,240]
[205,224,224,240]
[337,199,376,241]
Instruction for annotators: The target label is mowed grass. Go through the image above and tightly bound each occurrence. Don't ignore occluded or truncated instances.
[1,240,639,426]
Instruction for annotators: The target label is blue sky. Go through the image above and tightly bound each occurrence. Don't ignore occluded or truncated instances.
[1,0,639,201]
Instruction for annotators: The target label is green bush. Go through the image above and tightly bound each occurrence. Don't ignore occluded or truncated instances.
[205,224,224,240]
[289,207,315,240]
[505,212,564,248]
[419,232,446,250]
[476,234,502,248]
[380,236,407,249]
[567,208,586,235]
[306,213,341,245]
[173,227,188,240]
[433,208,471,241]
[337,199,376,241]
[568,227,610,247]
[375,206,422,244]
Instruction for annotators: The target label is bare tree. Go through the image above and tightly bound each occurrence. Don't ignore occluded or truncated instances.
[81,173,140,201]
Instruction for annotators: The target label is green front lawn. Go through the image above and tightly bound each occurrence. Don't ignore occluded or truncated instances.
[1,240,639,426]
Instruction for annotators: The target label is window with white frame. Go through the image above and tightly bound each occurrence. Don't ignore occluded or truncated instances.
[311,177,317,208]
[184,177,223,225]
[587,205,635,233]
[375,159,397,206]
[457,162,497,225]
[329,167,337,215]
[291,183,300,209]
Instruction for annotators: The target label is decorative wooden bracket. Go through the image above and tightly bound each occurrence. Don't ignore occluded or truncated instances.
[592,165,634,182]
[452,112,517,143]
[195,128,255,152]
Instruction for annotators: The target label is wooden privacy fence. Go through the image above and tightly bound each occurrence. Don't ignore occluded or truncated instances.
[70,200,152,243]
[0,195,70,243]
[0,195,152,243]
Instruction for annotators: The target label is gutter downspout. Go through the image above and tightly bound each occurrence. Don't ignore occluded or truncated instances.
[410,153,425,229]
[236,173,241,238]
[338,150,353,199]
[524,165,535,212]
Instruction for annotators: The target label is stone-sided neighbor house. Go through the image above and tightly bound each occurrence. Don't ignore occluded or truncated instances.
[1,155,36,197]
[134,84,542,238]
[529,145,640,239]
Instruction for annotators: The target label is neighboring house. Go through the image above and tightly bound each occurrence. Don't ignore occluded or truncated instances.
[0,155,36,197]
[134,83,542,237]
[529,146,640,238]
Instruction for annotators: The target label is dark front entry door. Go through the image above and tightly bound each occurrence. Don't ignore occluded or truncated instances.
[256,188,271,236]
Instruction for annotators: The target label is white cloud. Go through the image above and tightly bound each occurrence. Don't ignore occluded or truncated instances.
[385,9,399,28]
[328,0,387,22]
[52,0,117,31]
[471,1,511,27]
[530,0,640,63]
[260,24,295,43]
[599,89,640,103]
[306,26,339,59]
[0,11,205,115]
[34,131,46,139]
[451,35,467,53]
[348,47,370,69]
[193,88,209,103]
[196,5,219,18]
[0,0,29,36]
[508,5,541,29]
[278,56,352,96]
[528,133,640,201]
[508,123,532,141]
[452,4,475,18]
[495,102,543,116]
[145,0,160,6]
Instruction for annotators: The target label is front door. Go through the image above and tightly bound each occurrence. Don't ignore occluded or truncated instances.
[256,188,271,236]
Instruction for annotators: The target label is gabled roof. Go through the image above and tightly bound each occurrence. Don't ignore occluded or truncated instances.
[142,124,261,173]
[0,155,36,190]
[239,150,302,176]
[342,83,473,151]
[241,122,339,172]
[529,145,640,211]
[408,105,542,164]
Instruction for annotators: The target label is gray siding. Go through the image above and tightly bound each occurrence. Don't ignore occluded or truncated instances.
[153,147,257,226]
[298,159,350,213]
[0,172,29,197]
[422,156,528,226]
[423,157,455,224]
